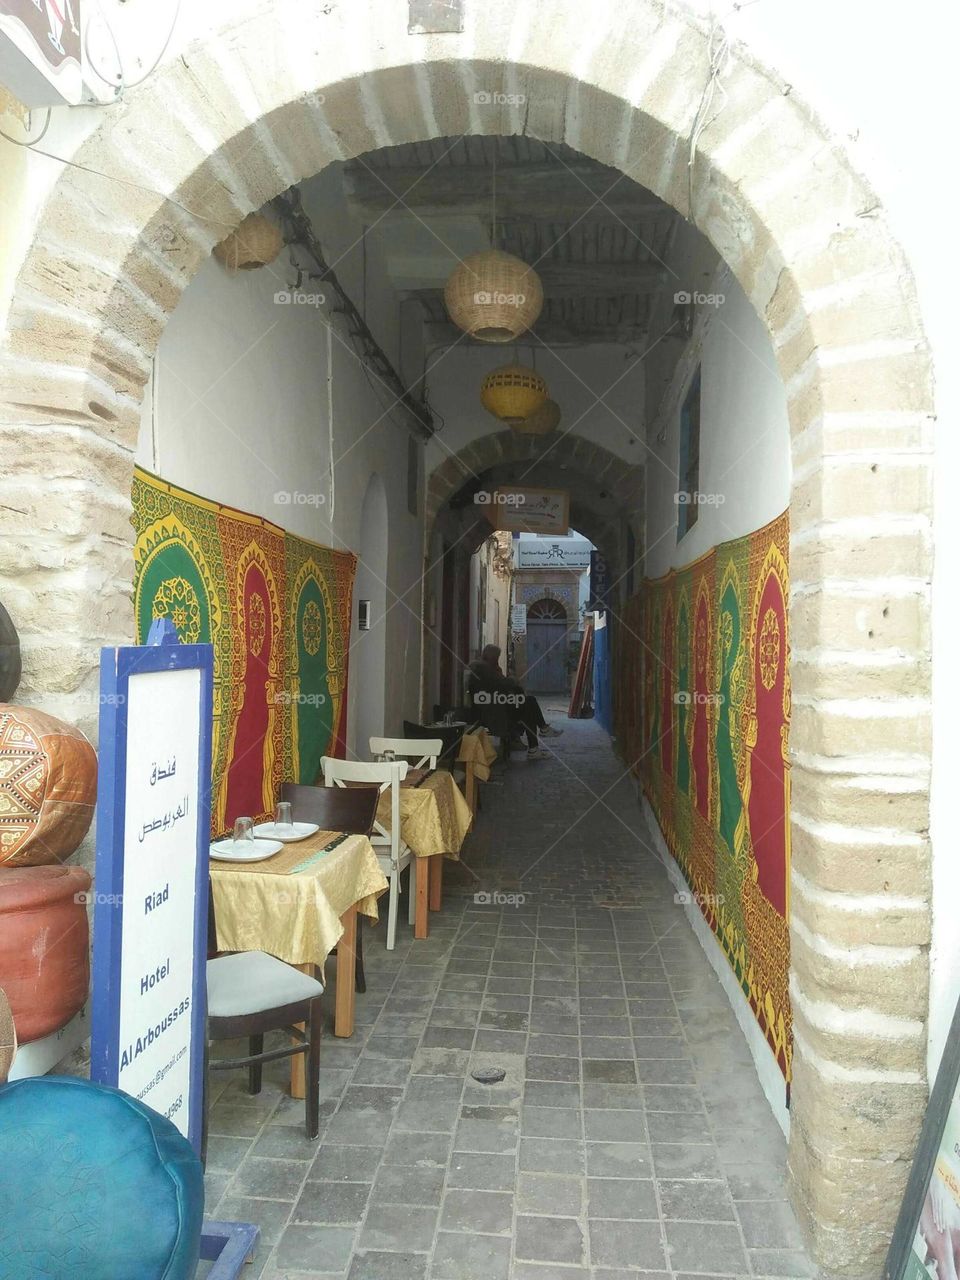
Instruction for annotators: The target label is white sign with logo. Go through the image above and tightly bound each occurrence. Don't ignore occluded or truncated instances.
[516,538,592,569]
[510,604,527,636]
[92,630,213,1153]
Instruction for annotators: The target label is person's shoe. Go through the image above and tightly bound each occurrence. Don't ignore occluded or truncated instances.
[526,747,549,760]
[540,725,564,737]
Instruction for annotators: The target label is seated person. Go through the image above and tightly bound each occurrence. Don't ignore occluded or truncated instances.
[467,645,562,760]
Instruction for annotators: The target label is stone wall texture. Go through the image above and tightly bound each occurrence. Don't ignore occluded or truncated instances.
[0,2,934,1272]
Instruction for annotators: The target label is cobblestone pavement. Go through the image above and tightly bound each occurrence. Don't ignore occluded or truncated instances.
[202,715,816,1280]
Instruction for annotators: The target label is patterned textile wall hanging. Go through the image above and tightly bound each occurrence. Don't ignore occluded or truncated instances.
[131,468,356,835]
[614,511,791,1087]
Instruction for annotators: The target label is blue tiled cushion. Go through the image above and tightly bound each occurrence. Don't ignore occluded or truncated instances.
[0,1076,203,1279]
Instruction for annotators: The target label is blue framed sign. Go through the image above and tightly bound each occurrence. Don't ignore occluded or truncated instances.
[91,621,213,1154]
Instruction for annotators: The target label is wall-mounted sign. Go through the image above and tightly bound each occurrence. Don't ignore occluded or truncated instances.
[91,621,213,1154]
[510,603,527,636]
[588,549,611,609]
[0,0,83,105]
[490,487,569,535]
[516,538,592,570]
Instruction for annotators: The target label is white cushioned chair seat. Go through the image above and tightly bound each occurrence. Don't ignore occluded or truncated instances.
[207,951,324,1018]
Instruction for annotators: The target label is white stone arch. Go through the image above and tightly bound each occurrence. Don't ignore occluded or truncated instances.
[0,4,933,1269]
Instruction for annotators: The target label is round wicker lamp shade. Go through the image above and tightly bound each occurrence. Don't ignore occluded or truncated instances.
[480,365,549,426]
[445,250,544,343]
[213,213,284,271]
[513,398,561,435]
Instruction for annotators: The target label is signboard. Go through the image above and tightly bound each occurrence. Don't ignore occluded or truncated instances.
[510,603,527,637]
[588,549,611,610]
[887,995,960,1280]
[0,0,83,105]
[491,486,569,535]
[516,538,592,570]
[91,622,213,1153]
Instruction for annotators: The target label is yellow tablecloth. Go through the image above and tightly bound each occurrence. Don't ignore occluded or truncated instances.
[378,769,472,859]
[458,729,498,783]
[210,831,387,971]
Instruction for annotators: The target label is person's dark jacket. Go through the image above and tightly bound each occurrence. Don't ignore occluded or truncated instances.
[467,658,520,738]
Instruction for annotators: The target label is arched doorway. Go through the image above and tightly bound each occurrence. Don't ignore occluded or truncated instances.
[525,598,570,694]
[0,6,934,1268]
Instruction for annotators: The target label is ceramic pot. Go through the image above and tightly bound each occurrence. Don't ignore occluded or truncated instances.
[0,603,20,702]
[0,864,91,1043]
[0,705,98,867]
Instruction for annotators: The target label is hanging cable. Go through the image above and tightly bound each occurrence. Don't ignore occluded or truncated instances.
[0,107,52,149]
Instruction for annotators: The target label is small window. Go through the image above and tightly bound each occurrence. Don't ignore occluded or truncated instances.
[677,365,702,541]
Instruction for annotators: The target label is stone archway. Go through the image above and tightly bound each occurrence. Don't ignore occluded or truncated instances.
[0,3,933,1270]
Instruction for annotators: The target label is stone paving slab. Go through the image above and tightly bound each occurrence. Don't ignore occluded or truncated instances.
[203,718,817,1280]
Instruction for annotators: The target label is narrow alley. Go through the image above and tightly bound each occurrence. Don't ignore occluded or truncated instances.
[203,718,812,1280]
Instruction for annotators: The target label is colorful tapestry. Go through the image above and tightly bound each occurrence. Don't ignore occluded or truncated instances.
[131,468,356,835]
[614,511,791,1086]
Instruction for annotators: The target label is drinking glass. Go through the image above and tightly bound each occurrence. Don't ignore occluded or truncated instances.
[275,801,294,831]
[233,816,254,846]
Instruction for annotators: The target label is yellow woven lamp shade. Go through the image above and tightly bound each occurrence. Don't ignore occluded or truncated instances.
[480,364,548,426]
[213,213,284,271]
[513,398,561,436]
[445,250,544,343]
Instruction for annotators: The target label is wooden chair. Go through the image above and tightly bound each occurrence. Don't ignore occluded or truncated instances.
[206,893,324,1141]
[369,735,443,770]
[321,756,410,950]
[402,720,466,769]
[280,782,379,993]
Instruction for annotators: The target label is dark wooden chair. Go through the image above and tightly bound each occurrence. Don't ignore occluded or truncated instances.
[206,893,324,1142]
[280,782,380,994]
[403,719,465,769]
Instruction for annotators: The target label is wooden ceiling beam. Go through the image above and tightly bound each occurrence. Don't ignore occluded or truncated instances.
[422,320,648,349]
[343,163,669,221]
[403,261,666,300]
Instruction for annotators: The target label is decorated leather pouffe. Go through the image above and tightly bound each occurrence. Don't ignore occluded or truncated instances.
[0,865,92,1043]
[0,705,98,866]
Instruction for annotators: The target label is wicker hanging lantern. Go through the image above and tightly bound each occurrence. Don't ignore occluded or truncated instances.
[213,213,284,271]
[513,398,561,436]
[480,364,548,426]
[445,250,544,343]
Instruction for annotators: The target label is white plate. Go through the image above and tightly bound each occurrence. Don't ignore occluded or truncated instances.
[252,821,320,842]
[210,838,284,863]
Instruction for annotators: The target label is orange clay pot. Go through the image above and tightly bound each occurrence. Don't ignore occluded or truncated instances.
[0,864,91,1043]
[0,705,98,867]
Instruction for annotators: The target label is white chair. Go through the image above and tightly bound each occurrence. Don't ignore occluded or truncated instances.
[368,736,443,770]
[320,756,411,950]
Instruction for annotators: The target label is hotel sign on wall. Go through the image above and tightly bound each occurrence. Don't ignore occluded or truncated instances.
[0,0,83,105]
[489,487,570,535]
[91,621,213,1153]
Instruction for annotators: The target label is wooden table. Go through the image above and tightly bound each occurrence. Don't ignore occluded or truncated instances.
[456,728,498,819]
[209,830,387,1041]
[376,769,472,939]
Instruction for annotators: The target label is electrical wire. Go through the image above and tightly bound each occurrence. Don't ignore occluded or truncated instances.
[84,0,182,97]
[0,107,52,148]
